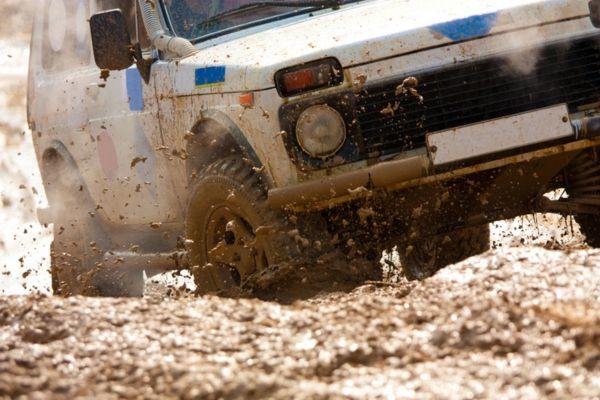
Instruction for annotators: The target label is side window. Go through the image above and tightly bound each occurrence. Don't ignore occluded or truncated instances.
[42,0,91,73]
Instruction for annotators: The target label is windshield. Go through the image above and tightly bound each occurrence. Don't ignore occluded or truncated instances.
[163,0,336,41]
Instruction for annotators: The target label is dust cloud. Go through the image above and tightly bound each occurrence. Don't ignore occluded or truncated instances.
[499,29,543,76]
[497,15,574,77]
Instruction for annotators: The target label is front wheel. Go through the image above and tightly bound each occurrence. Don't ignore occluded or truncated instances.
[186,157,297,293]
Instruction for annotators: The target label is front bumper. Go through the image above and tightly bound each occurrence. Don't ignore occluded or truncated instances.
[268,107,600,211]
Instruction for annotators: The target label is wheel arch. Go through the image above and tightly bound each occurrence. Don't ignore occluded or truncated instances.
[41,140,78,172]
[40,140,83,202]
[185,109,274,188]
[40,140,97,224]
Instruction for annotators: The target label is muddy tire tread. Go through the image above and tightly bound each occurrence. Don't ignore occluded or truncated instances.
[187,157,304,292]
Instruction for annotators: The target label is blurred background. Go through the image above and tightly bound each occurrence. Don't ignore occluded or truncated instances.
[0,0,52,294]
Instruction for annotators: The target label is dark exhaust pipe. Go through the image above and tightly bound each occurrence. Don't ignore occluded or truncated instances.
[572,115,600,139]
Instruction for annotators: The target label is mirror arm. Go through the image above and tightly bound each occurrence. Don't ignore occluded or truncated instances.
[131,42,154,84]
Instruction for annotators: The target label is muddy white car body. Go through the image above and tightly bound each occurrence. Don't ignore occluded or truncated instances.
[28,0,600,295]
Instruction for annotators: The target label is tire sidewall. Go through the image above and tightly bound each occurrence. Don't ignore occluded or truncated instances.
[186,172,275,290]
[576,214,600,247]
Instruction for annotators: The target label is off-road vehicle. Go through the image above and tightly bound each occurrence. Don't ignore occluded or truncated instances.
[28,0,600,295]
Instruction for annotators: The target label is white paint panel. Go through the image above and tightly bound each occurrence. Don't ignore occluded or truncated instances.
[426,104,572,165]
[176,0,590,94]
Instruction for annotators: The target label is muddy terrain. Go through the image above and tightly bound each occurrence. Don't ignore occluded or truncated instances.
[2,247,600,399]
[1,1,600,399]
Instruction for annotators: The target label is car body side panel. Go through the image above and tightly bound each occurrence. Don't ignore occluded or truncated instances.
[29,0,182,226]
[153,62,300,191]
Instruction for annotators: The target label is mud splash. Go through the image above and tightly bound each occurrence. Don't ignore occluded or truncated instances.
[218,249,383,304]
[2,247,600,399]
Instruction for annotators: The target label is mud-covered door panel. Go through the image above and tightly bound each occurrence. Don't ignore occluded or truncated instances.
[151,62,190,220]
[29,0,169,225]
[80,0,170,225]
[84,66,170,225]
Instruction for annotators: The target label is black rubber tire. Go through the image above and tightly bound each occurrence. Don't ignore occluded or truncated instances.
[46,155,142,296]
[50,242,60,295]
[399,225,490,281]
[48,165,105,296]
[575,215,600,247]
[564,147,600,248]
[186,157,301,294]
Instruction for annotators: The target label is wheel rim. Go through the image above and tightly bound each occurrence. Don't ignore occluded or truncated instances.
[205,206,269,289]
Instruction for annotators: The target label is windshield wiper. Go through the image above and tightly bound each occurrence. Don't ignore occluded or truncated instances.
[198,0,344,26]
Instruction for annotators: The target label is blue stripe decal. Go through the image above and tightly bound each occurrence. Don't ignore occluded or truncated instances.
[195,66,226,89]
[429,12,499,41]
[126,68,144,111]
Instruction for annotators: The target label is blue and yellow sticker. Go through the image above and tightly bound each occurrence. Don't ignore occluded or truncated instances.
[195,66,226,89]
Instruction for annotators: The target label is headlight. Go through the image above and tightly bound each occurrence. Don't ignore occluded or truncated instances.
[296,105,346,158]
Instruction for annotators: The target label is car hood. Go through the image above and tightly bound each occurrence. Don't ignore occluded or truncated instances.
[171,0,591,94]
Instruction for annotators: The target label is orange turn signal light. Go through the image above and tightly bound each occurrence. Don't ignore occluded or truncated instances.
[239,93,254,107]
[275,58,343,97]
[283,69,316,93]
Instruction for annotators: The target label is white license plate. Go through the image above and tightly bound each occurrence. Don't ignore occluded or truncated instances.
[426,104,572,165]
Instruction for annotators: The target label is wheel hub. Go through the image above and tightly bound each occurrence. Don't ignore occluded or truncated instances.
[206,207,268,288]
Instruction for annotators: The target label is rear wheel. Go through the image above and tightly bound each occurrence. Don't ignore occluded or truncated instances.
[186,157,299,293]
[399,225,490,281]
[564,147,600,247]
[46,157,106,296]
[51,202,104,296]
[576,215,600,246]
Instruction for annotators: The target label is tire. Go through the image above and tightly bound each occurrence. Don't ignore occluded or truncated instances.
[564,147,600,247]
[50,241,60,295]
[186,157,299,293]
[48,164,105,296]
[399,225,490,281]
[575,214,600,247]
[51,200,104,296]
[46,155,142,296]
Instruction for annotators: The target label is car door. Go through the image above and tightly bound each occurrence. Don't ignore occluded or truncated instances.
[80,0,166,226]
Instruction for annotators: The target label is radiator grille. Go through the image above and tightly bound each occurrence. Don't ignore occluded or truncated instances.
[354,34,600,158]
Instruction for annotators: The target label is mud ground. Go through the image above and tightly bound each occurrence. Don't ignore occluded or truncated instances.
[2,247,600,399]
[2,1,600,399]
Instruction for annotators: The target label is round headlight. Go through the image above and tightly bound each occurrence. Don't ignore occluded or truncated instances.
[296,105,346,158]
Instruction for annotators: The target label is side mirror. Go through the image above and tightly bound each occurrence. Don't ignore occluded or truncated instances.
[89,9,134,70]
